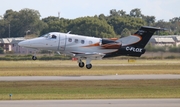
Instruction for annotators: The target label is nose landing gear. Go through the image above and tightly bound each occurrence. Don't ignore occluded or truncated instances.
[32,56,37,60]
[32,50,37,60]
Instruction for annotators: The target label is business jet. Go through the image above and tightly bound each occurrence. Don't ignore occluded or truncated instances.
[18,26,161,69]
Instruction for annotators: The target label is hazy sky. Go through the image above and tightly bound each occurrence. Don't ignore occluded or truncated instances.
[0,0,179,21]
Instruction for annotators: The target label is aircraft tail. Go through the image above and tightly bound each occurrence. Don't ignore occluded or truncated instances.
[105,26,162,57]
[118,26,161,48]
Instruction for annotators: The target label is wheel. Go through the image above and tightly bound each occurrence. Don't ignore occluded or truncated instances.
[86,64,92,69]
[32,56,37,60]
[79,62,85,68]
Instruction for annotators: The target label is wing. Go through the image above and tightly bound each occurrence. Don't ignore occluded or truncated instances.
[73,52,105,60]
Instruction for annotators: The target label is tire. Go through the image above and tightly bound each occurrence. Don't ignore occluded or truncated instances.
[86,64,92,69]
[79,62,85,68]
[32,56,37,60]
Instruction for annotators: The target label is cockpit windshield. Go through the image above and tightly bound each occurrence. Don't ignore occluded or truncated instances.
[40,33,57,39]
[40,33,50,38]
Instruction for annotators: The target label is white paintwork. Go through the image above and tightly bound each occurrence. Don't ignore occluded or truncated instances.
[18,26,161,69]
[18,32,141,69]
[19,32,118,56]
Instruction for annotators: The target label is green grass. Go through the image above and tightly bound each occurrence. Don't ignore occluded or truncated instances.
[0,59,180,76]
[0,59,179,100]
[0,80,180,100]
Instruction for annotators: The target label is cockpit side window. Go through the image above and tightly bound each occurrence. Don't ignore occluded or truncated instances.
[40,33,50,38]
[40,33,57,39]
[51,35,57,39]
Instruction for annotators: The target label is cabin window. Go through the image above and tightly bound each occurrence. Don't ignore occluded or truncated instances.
[89,41,93,44]
[81,40,85,44]
[75,39,78,43]
[68,38,72,42]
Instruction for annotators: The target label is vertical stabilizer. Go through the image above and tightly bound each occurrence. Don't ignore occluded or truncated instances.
[118,26,161,48]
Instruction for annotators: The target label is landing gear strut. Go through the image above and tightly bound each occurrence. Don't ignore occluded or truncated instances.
[32,50,37,60]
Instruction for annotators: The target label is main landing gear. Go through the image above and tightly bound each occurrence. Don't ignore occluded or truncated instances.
[86,64,92,69]
[78,58,92,69]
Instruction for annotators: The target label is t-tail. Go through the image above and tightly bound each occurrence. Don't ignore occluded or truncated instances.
[105,26,162,57]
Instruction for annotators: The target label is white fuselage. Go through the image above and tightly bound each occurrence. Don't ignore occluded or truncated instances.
[19,32,118,56]
[18,26,160,69]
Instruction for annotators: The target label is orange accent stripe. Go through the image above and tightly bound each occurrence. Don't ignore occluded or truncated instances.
[109,38,118,41]
[83,42,100,47]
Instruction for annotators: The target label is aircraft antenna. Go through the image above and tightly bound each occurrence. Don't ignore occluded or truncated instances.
[58,12,60,19]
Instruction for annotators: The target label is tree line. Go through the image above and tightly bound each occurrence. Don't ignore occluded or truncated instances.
[0,8,180,38]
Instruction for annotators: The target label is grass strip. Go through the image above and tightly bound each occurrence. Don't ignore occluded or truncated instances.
[0,60,180,76]
[0,80,180,100]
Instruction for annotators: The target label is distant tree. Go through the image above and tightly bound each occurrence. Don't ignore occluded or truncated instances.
[169,17,180,35]
[154,20,167,27]
[42,16,60,23]
[3,9,17,20]
[41,17,71,34]
[142,15,156,26]
[169,17,180,23]
[109,9,127,17]
[0,18,5,38]
[108,16,145,35]
[69,17,116,38]
[1,8,46,37]
[130,8,142,18]
[1,8,180,39]
[118,10,126,16]
[2,9,18,37]
[110,9,119,16]
[153,20,173,35]
[98,14,106,20]
[0,47,4,54]
[17,8,46,36]
[121,28,130,38]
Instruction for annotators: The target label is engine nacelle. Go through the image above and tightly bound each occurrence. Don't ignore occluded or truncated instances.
[100,38,121,49]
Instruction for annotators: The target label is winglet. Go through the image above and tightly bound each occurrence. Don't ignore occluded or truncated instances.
[67,31,71,34]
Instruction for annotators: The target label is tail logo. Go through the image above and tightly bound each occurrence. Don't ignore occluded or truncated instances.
[126,46,142,53]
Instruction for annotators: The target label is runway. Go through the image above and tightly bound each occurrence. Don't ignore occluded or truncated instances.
[0,99,180,107]
[0,74,180,81]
